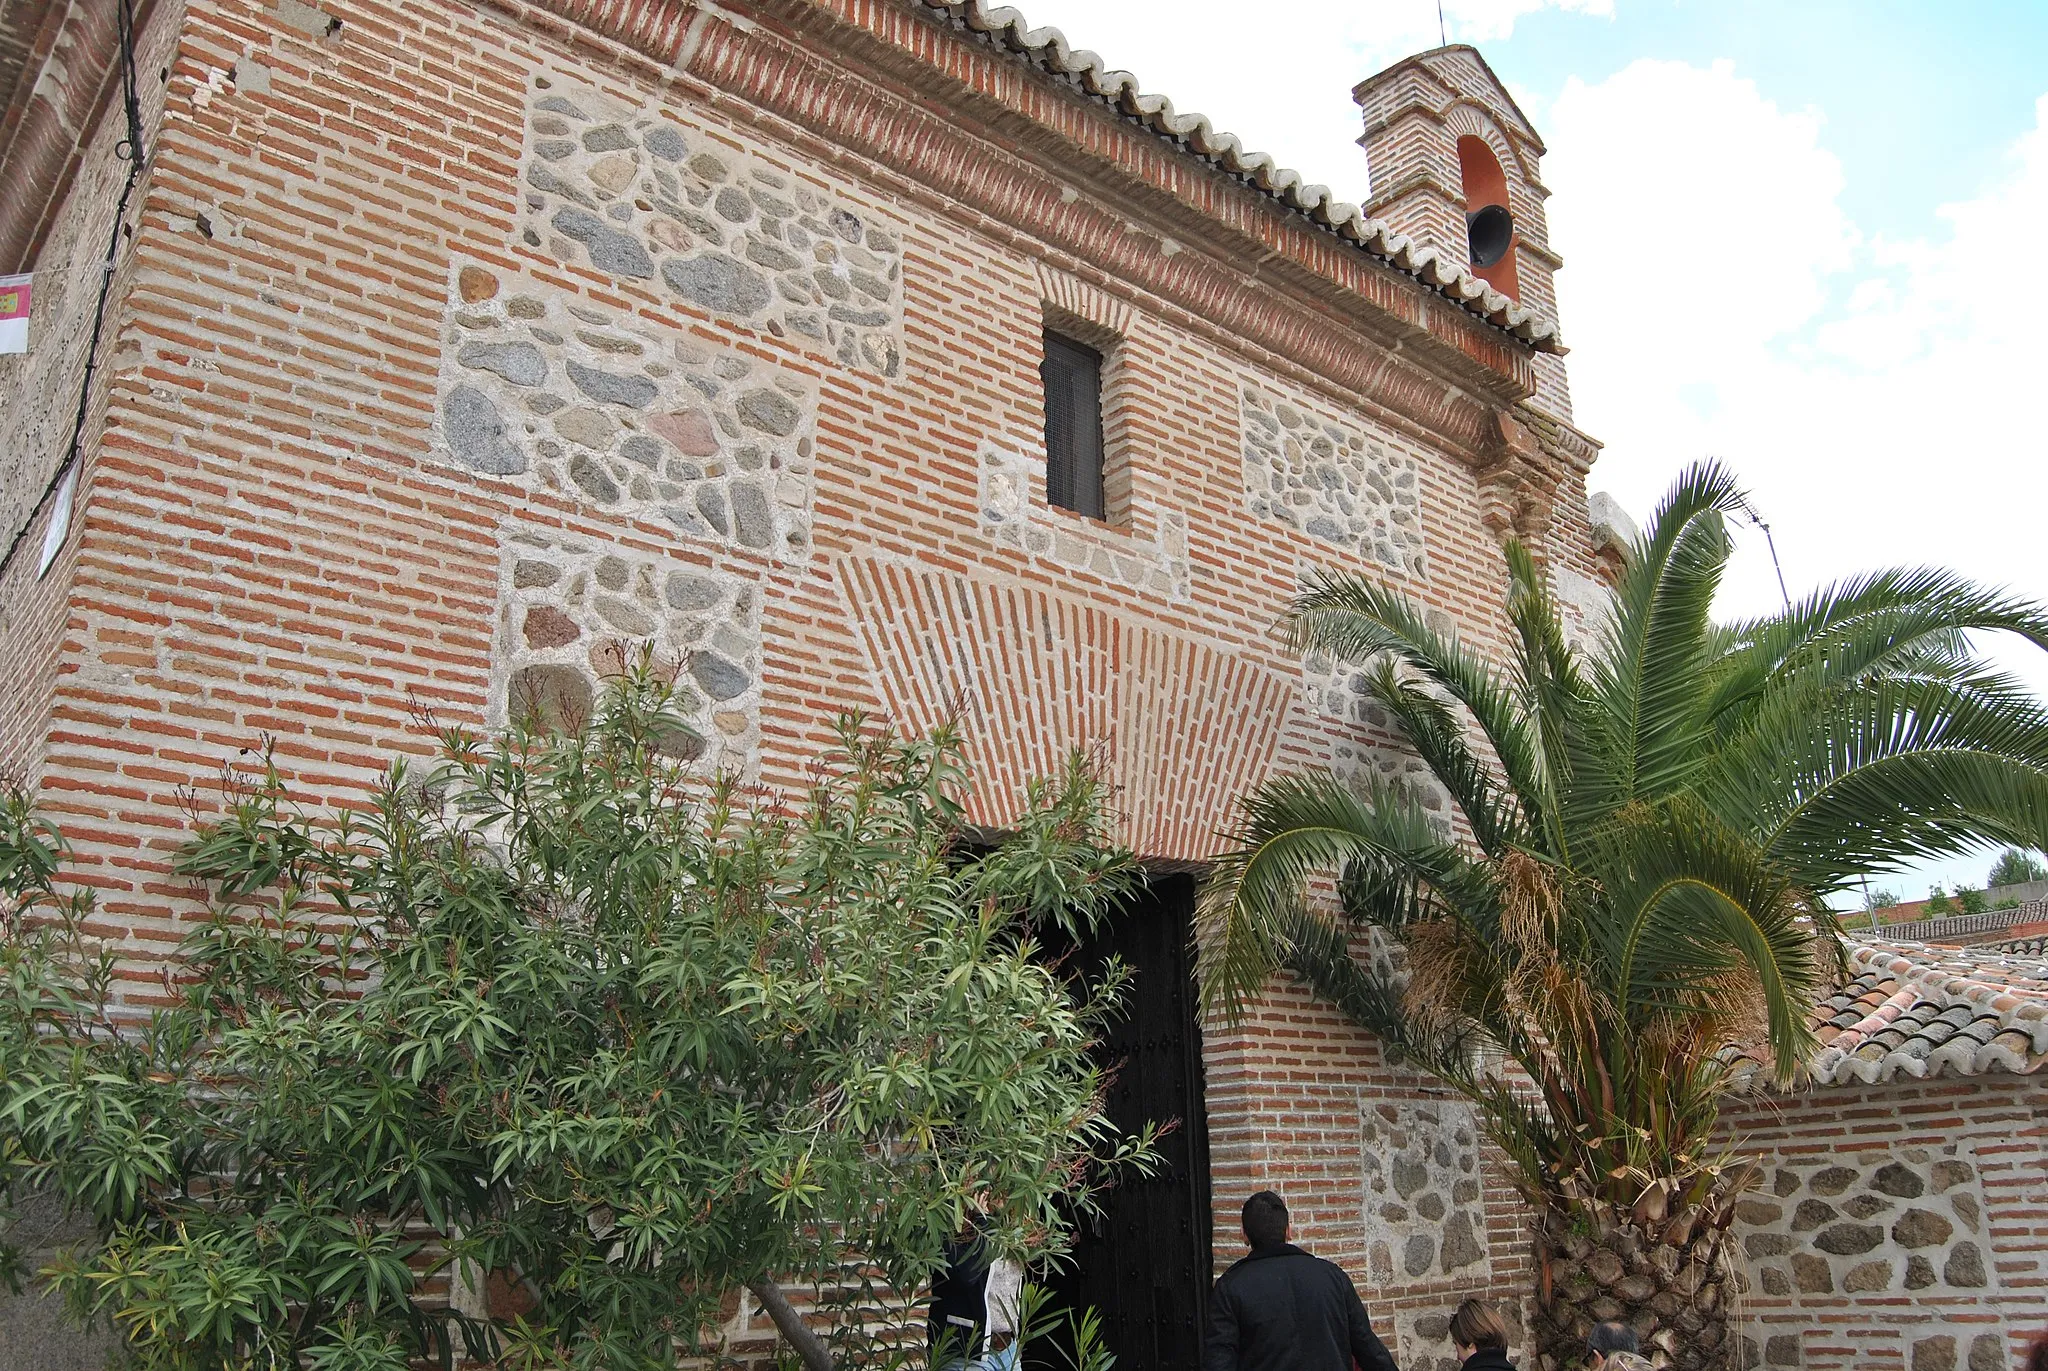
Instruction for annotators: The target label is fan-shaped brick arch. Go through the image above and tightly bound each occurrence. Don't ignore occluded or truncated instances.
[1442,103,1528,182]
[837,555,1297,860]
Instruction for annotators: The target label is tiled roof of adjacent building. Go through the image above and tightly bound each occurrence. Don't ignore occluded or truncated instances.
[915,1,1563,351]
[1872,903,2041,945]
[1807,940,2048,1085]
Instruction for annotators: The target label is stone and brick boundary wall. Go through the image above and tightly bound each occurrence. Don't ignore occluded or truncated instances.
[1717,1076,2048,1371]
[0,0,1615,1365]
[1200,974,1540,1371]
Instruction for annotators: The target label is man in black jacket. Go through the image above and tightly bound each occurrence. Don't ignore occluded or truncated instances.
[1204,1191,1400,1371]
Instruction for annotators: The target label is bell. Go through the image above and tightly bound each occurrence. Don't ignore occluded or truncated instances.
[1466,204,1514,269]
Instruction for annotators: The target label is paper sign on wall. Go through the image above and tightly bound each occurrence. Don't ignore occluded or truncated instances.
[37,463,76,579]
[0,273,28,354]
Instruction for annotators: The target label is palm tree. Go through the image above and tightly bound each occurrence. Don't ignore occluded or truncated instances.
[1199,463,2048,1370]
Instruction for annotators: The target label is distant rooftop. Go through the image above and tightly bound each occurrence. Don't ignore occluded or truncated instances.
[1873,902,2045,946]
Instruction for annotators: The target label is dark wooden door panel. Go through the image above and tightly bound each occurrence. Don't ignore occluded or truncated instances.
[1032,873,1211,1371]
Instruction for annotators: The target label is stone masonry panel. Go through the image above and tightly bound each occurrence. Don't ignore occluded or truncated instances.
[1331,734,1456,839]
[1553,564,1614,655]
[977,444,1191,600]
[1360,1097,1490,1287]
[1893,1325,2009,1371]
[1240,382,1427,578]
[434,264,817,562]
[519,77,905,377]
[493,532,763,776]
[1311,638,1459,836]
[1735,1144,2001,1306]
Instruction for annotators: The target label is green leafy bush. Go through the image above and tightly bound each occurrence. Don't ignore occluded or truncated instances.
[1,666,1150,1370]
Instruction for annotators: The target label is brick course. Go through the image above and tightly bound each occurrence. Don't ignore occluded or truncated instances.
[23,4,2012,1370]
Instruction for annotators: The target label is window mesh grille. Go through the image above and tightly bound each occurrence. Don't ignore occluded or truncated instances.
[1040,331,1105,519]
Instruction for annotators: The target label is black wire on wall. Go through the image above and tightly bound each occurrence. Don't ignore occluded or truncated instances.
[0,0,150,582]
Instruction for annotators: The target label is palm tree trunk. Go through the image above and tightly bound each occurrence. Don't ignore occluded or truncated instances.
[1529,1190,1742,1371]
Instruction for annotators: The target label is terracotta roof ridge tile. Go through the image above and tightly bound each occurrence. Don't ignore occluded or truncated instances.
[913,0,1560,349]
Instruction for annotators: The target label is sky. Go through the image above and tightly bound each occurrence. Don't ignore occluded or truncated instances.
[1011,0,2048,907]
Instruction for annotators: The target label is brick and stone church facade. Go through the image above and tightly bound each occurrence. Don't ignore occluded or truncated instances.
[1,2,2042,1368]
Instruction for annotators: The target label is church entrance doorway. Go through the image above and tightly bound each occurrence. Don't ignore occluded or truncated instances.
[1030,871,1212,1371]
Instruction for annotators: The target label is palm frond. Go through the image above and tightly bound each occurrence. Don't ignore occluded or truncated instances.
[1286,903,1572,1206]
[1220,458,2048,1220]
[1707,567,2048,735]
[1590,462,1746,804]
[1501,541,1603,851]
[1712,672,2048,890]
[1583,800,1830,1083]
[1358,657,1530,856]
[1286,571,1549,825]
[1278,902,1459,1068]
[1197,771,1492,1015]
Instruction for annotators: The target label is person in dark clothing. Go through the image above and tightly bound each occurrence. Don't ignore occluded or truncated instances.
[1203,1190,1399,1371]
[1448,1299,1515,1370]
[928,1227,991,1368]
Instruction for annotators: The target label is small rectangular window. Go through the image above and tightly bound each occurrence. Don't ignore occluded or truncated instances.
[1040,330,1105,520]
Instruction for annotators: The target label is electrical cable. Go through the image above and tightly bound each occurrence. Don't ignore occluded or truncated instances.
[0,0,149,582]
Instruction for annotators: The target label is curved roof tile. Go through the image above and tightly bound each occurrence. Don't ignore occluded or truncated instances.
[1801,941,2048,1086]
[916,0,1563,351]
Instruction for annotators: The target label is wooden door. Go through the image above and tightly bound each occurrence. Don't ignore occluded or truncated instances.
[1031,873,1212,1371]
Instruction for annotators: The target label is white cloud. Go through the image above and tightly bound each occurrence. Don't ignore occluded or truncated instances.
[1548,61,1856,384]
[1547,72,2048,895]
[996,0,1611,204]
[1448,0,1613,42]
[1549,70,2048,635]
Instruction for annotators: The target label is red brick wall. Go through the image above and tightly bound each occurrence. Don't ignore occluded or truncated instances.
[0,0,184,785]
[0,0,1603,1363]
[1205,974,1539,1364]
[1718,1076,2048,1370]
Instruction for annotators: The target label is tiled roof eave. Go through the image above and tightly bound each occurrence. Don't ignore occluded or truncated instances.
[915,0,1564,353]
[1792,941,2048,1087]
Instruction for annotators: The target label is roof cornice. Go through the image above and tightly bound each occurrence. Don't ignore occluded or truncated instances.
[496,0,1558,456]
[909,2,1560,350]
[0,0,154,273]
